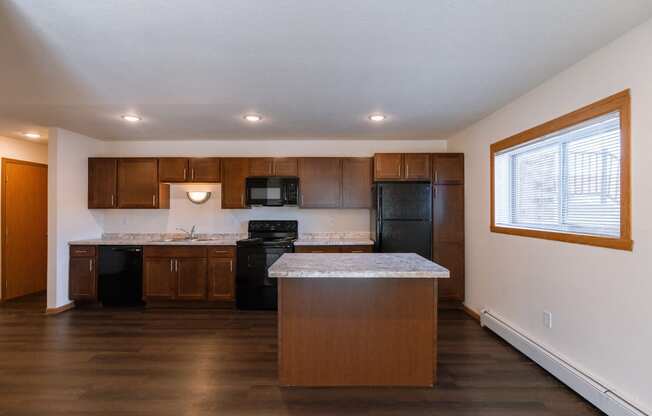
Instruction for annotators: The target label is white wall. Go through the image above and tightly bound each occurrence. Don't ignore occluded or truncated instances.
[100,139,447,234]
[447,19,652,413]
[47,128,105,309]
[0,135,48,296]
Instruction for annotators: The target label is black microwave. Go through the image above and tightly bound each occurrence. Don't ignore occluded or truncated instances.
[246,177,299,207]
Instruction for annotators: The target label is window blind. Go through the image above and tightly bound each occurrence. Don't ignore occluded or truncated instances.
[494,111,621,238]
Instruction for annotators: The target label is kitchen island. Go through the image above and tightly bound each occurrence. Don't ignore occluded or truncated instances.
[268,253,449,387]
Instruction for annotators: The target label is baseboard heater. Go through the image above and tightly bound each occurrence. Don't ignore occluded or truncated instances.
[480,309,648,416]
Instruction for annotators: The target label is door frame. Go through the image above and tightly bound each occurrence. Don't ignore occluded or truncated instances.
[1,157,48,301]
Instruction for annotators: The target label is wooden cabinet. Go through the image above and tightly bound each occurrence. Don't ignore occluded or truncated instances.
[249,157,298,177]
[158,158,189,182]
[189,158,220,182]
[432,154,464,184]
[143,258,177,300]
[207,257,235,300]
[88,158,117,208]
[69,246,97,301]
[299,158,342,208]
[143,246,234,302]
[374,153,403,180]
[221,158,249,209]
[295,245,373,253]
[403,154,431,180]
[374,153,431,181]
[117,158,169,209]
[176,258,207,300]
[342,158,373,208]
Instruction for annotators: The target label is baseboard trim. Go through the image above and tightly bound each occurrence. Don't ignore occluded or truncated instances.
[480,309,648,416]
[45,302,75,315]
[462,304,480,322]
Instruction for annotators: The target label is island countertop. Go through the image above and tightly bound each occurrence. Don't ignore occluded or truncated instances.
[268,253,449,279]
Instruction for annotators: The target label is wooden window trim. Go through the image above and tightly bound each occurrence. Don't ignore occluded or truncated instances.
[489,90,632,251]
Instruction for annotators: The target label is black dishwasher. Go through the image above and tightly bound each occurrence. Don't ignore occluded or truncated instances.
[98,246,144,306]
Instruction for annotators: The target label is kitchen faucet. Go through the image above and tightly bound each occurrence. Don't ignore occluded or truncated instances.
[177,225,197,240]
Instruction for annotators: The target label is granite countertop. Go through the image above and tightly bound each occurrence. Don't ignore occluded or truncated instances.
[69,233,243,246]
[293,238,374,246]
[268,253,449,279]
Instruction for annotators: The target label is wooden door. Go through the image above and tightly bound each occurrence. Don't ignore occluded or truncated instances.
[299,158,341,208]
[2,159,47,300]
[342,158,372,208]
[433,185,464,302]
[403,154,431,180]
[273,158,298,176]
[117,158,160,208]
[221,158,249,208]
[207,258,235,300]
[143,258,177,300]
[249,158,273,176]
[189,158,220,182]
[159,158,189,182]
[176,258,207,300]
[374,153,403,180]
[432,154,464,184]
[69,257,97,301]
[88,158,117,208]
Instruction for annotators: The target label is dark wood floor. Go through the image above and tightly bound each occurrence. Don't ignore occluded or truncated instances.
[0,293,602,416]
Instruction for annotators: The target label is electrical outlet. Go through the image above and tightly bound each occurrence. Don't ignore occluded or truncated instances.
[543,311,553,329]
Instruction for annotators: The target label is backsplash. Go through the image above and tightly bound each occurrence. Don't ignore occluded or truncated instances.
[100,184,371,234]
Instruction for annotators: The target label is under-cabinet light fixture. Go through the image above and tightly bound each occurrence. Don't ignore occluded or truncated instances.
[186,191,211,204]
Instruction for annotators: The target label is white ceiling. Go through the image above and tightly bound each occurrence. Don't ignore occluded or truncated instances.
[1,0,651,142]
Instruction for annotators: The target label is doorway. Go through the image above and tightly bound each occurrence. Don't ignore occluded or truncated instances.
[1,158,47,300]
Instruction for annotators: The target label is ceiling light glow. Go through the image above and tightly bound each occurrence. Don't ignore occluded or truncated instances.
[244,114,263,122]
[368,114,387,122]
[121,114,141,122]
[23,132,41,139]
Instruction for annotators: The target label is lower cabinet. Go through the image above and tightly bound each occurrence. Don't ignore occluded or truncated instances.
[143,246,234,302]
[69,246,98,302]
[295,245,373,253]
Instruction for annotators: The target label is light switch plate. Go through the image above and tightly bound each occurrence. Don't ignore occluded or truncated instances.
[543,311,553,329]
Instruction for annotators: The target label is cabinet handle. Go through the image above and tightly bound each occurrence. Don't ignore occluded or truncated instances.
[351,250,364,253]
[111,195,114,206]
[183,168,187,180]
[397,163,401,177]
[229,260,232,272]
[170,258,173,272]
[405,164,409,178]
[152,195,156,207]
[213,250,229,254]
[312,250,324,253]
[435,169,438,184]
[175,259,178,272]
[192,169,195,180]
[301,194,304,206]
[89,259,93,272]
[241,193,244,207]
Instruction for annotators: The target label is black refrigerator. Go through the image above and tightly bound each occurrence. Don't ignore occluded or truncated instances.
[371,182,432,259]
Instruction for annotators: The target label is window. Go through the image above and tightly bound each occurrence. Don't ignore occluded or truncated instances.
[490,90,632,250]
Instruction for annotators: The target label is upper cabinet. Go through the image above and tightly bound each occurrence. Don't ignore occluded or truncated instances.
[88,158,117,208]
[374,153,403,180]
[342,158,373,209]
[374,153,430,181]
[432,153,464,184]
[158,158,220,183]
[249,157,298,177]
[299,158,342,208]
[117,158,169,209]
[221,158,249,209]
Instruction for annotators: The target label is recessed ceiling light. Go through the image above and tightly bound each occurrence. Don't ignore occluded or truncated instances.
[368,114,387,122]
[244,114,263,122]
[23,132,41,139]
[121,114,141,122]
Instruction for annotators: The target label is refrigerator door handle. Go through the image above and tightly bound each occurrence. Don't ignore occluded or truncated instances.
[377,185,383,252]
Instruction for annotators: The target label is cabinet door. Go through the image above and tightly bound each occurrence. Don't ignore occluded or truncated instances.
[69,257,97,301]
[374,153,403,181]
[404,154,431,180]
[249,158,273,176]
[221,158,249,208]
[207,258,235,301]
[117,158,160,208]
[177,258,207,300]
[342,158,372,208]
[432,154,464,184]
[339,245,373,253]
[273,158,298,176]
[299,158,342,208]
[143,258,177,300]
[433,185,464,243]
[159,158,189,182]
[88,158,117,208]
[189,158,220,182]
[434,243,464,302]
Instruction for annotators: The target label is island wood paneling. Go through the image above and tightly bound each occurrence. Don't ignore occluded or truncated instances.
[278,278,436,386]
